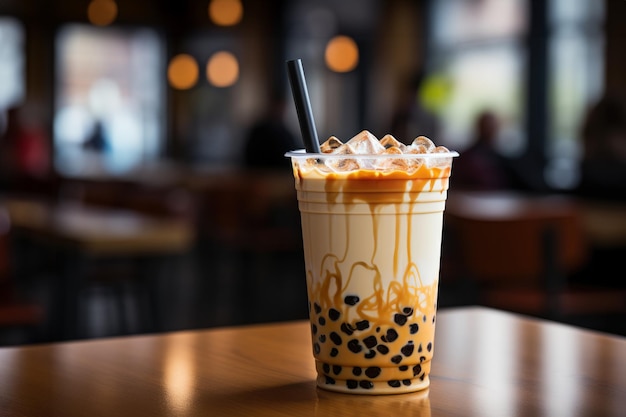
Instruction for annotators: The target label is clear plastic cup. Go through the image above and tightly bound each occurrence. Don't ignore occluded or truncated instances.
[287,149,457,394]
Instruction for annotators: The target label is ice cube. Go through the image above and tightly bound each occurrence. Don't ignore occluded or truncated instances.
[345,130,385,155]
[380,134,406,152]
[409,136,435,153]
[432,145,450,153]
[374,146,411,171]
[321,136,343,153]
[325,143,361,171]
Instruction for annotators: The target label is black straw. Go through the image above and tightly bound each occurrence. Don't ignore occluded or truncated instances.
[287,59,321,154]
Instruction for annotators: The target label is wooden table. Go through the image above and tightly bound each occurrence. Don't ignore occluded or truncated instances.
[3,198,193,340]
[0,307,624,416]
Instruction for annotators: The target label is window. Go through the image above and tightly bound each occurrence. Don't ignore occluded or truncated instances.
[0,17,24,110]
[54,24,165,176]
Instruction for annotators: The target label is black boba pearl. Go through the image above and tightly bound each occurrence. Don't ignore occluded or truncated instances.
[413,364,422,376]
[365,367,381,378]
[347,380,358,389]
[328,308,341,321]
[313,343,320,354]
[391,355,403,364]
[402,379,411,386]
[363,335,377,348]
[319,334,326,343]
[394,314,408,326]
[401,342,415,357]
[402,307,414,316]
[355,320,370,331]
[359,380,374,389]
[344,295,360,306]
[388,380,401,388]
[433,315,436,324]
[409,323,419,334]
[376,345,389,355]
[420,356,426,363]
[333,365,342,375]
[418,343,423,353]
[399,365,408,371]
[323,363,330,374]
[325,376,336,385]
[423,314,427,322]
[330,332,342,345]
[318,316,326,325]
[385,329,398,342]
[311,324,318,335]
[341,323,354,336]
[314,303,322,314]
[353,367,362,376]
[364,350,376,359]
[427,342,433,352]
[330,348,339,357]
[348,339,362,353]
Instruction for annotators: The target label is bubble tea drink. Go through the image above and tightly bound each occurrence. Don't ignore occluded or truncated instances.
[287,130,457,394]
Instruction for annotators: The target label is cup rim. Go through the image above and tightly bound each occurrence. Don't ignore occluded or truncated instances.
[285,149,459,159]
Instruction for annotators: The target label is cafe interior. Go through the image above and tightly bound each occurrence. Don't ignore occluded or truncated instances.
[0,0,625,346]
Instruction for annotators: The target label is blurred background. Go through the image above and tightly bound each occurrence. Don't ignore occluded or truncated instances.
[0,0,625,345]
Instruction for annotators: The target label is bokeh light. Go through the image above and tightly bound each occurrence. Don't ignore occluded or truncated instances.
[208,0,243,26]
[87,0,118,26]
[325,35,359,73]
[168,54,199,90]
[206,51,239,87]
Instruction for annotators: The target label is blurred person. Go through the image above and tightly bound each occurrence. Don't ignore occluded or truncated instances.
[390,71,441,145]
[453,110,516,190]
[577,95,626,201]
[243,91,302,170]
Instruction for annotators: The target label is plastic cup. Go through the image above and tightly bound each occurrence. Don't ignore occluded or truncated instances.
[286,150,457,394]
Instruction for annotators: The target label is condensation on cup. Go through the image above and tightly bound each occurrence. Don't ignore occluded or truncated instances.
[286,130,458,395]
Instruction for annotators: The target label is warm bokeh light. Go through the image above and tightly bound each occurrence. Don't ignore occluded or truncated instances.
[208,0,243,26]
[168,54,199,90]
[325,35,359,73]
[87,0,118,26]
[206,51,239,87]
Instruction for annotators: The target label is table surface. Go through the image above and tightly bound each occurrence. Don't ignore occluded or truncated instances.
[0,307,624,417]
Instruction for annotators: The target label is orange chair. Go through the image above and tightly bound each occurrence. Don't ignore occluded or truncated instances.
[444,191,626,319]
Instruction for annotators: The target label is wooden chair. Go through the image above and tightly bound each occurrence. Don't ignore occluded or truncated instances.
[444,191,626,319]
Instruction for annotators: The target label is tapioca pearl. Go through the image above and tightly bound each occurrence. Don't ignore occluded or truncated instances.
[376,327,380,332]
[402,379,411,386]
[432,315,436,324]
[330,332,342,345]
[399,365,408,371]
[384,328,398,343]
[365,367,381,379]
[409,323,419,334]
[401,342,415,357]
[332,365,342,375]
[330,348,339,357]
[420,374,426,381]
[348,339,362,353]
[427,342,433,352]
[311,323,318,335]
[323,363,330,374]
[353,367,362,376]
[359,380,374,389]
[318,334,326,343]
[420,356,426,363]
[314,303,322,314]
[318,316,326,326]
[328,308,341,321]
[376,345,389,355]
[394,314,408,326]
[341,323,354,336]
[325,376,336,385]
[418,343,423,353]
[313,343,321,354]
[388,380,401,388]
[364,350,376,359]
[347,380,358,389]
[363,335,377,349]
[344,295,360,306]
[402,307,414,316]
[422,315,427,323]
[355,320,370,331]
[413,364,422,377]
[391,355,403,364]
